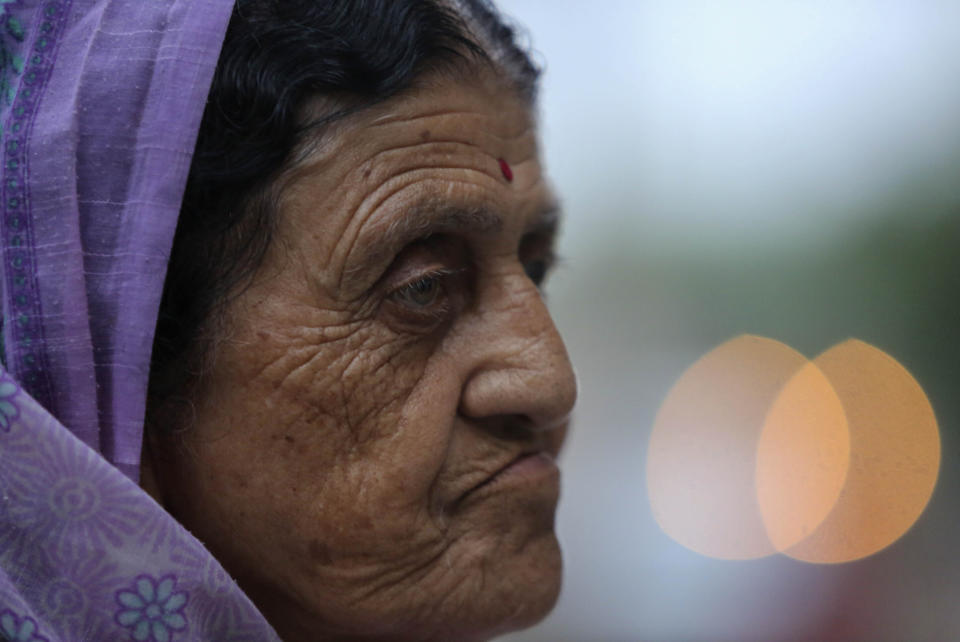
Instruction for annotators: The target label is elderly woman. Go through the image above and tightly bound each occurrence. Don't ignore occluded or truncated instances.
[0,0,575,640]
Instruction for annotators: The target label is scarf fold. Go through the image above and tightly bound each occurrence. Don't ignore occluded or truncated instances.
[1,0,230,479]
[0,1,279,638]
[0,366,279,640]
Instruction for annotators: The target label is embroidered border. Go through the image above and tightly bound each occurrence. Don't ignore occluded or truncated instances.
[1,0,71,404]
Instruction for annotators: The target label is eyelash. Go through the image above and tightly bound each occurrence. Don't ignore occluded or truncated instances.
[382,240,558,329]
[389,268,462,319]
[524,257,551,287]
[521,244,558,289]
[392,256,554,301]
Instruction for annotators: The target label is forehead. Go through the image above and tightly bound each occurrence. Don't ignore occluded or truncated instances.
[275,72,556,281]
[291,71,541,181]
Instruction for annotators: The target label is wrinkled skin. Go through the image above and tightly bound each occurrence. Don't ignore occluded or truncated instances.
[145,70,577,641]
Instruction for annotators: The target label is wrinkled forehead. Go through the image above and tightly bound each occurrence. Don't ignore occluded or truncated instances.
[291,62,538,162]
[270,72,553,288]
[285,68,543,198]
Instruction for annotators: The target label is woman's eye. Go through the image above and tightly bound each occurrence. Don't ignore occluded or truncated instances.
[523,259,549,287]
[395,275,442,307]
[384,268,461,329]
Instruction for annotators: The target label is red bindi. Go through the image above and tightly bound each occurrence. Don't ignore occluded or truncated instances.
[498,158,513,182]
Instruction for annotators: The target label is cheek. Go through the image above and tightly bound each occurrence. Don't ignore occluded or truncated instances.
[181,308,464,559]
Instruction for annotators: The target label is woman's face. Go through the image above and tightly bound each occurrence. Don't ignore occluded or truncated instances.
[151,72,576,641]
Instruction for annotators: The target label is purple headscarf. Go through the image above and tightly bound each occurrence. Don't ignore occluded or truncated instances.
[0,0,228,480]
[0,1,279,638]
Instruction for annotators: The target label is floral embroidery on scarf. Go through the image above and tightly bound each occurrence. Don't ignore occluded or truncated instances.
[115,575,189,642]
[0,0,24,106]
[18,551,121,640]
[0,371,19,432]
[0,609,47,642]
[5,434,142,560]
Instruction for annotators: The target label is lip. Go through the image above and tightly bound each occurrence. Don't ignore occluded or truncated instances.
[459,451,560,505]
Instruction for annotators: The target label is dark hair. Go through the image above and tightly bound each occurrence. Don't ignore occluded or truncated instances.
[147,0,540,421]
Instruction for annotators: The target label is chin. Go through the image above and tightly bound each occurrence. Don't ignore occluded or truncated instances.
[436,530,563,642]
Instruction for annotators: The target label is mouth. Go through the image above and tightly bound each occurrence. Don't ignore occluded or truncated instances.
[458,450,560,508]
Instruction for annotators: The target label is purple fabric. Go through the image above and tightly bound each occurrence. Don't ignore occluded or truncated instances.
[0,1,280,638]
[0,366,279,640]
[1,0,233,479]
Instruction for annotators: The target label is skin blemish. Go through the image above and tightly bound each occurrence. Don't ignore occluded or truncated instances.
[498,158,513,182]
[420,129,431,141]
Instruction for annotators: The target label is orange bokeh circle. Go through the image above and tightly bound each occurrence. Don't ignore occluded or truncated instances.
[647,335,940,564]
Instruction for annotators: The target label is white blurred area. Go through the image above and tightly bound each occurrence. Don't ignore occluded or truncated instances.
[494,2,960,641]
[505,0,960,251]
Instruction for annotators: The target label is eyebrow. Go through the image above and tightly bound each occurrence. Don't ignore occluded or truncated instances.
[371,202,561,256]
[342,201,560,289]
[380,205,504,251]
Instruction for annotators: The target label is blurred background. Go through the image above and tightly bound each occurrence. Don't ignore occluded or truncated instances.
[493,1,960,641]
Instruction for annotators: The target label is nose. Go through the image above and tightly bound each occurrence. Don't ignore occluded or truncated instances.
[457,280,577,433]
